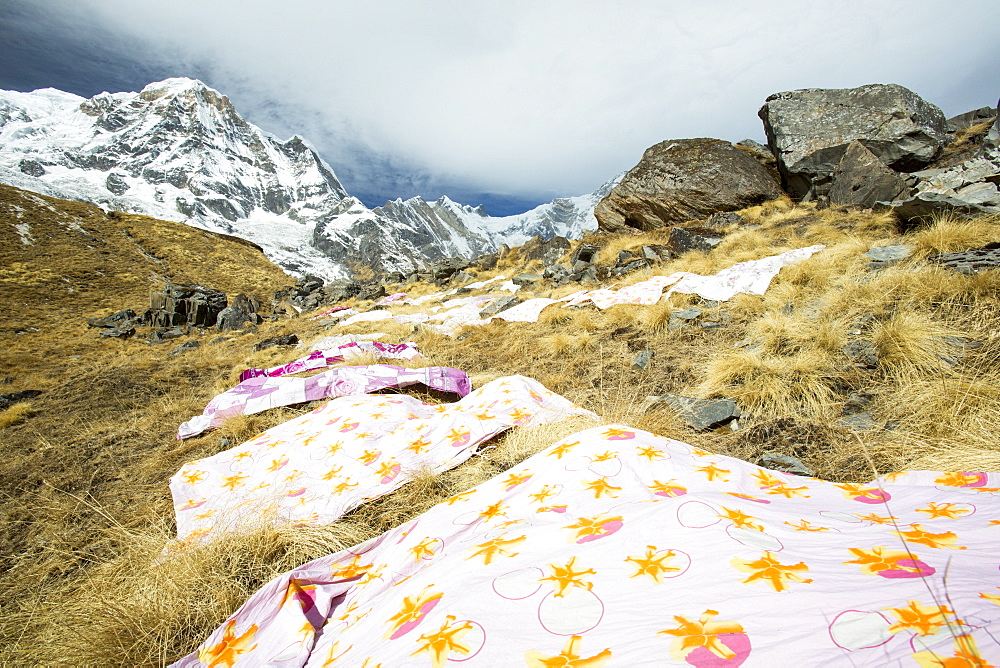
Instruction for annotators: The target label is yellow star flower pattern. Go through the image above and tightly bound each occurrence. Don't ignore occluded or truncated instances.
[197,620,258,668]
[412,615,476,667]
[915,502,971,519]
[540,556,596,597]
[625,546,682,583]
[893,524,966,550]
[582,477,622,499]
[524,635,612,667]
[885,600,958,636]
[466,535,527,564]
[731,551,812,591]
[658,609,744,661]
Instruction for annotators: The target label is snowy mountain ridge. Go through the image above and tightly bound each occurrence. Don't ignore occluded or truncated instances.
[0,78,611,280]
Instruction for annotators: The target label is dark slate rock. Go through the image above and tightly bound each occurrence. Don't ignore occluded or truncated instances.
[522,236,571,262]
[479,296,520,318]
[295,275,324,293]
[594,138,781,233]
[617,250,636,264]
[231,293,260,314]
[655,394,741,431]
[322,280,362,303]
[513,273,543,287]
[836,411,877,431]
[106,172,130,194]
[611,259,650,276]
[87,309,137,328]
[946,106,997,133]
[169,340,201,357]
[0,390,42,410]
[706,211,746,228]
[842,392,875,416]
[217,306,253,332]
[828,141,910,208]
[879,191,998,225]
[631,349,654,371]
[571,244,600,265]
[210,337,231,345]
[864,244,916,271]
[254,334,299,351]
[928,242,1000,274]
[430,257,471,280]
[757,452,815,477]
[673,307,704,321]
[355,283,387,302]
[844,340,879,369]
[759,83,950,198]
[98,323,135,339]
[666,226,724,255]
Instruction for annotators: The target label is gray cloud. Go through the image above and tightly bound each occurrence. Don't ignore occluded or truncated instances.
[11,0,1000,210]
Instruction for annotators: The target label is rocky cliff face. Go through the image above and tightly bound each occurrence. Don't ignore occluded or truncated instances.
[0,79,607,280]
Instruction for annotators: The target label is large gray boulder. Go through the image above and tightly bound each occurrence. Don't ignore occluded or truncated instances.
[828,141,910,208]
[759,84,950,199]
[594,138,782,233]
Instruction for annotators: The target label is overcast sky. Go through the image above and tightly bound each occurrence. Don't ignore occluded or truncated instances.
[2,1,998,215]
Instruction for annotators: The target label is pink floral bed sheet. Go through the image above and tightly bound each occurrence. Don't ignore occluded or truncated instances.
[176,424,1000,666]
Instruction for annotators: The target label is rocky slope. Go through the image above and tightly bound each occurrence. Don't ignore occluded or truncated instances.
[0,78,608,280]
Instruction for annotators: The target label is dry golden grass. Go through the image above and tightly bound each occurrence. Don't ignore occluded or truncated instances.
[4,184,1000,665]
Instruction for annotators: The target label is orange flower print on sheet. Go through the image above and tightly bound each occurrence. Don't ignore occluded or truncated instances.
[524,635,612,667]
[935,471,989,488]
[321,465,343,481]
[658,609,751,666]
[649,479,688,498]
[696,463,730,482]
[547,440,579,459]
[266,456,289,472]
[407,438,431,454]
[501,471,533,491]
[911,634,996,668]
[384,585,443,640]
[636,445,666,462]
[447,427,471,447]
[466,535,527,564]
[845,546,936,579]
[540,556,596,597]
[180,469,207,484]
[410,537,440,563]
[751,469,810,498]
[564,514,623,544]
[885,600,959,636]
[197,620,258,668]
[331,478,359,496]
[220,473,248,490]
[359,448,381,465]
[718,507,764,532]
[981,589,1000,606]
[331,554,371,581]
[508,408,531,424]
[478,499,508,522]
[529,485,559,504]
[893,524,967,550]
[375,459,402,484]
[856,512,899,525]
[625,546,684,583]
[538,505,569,514]
[602,426,635,441]
[835,482,891,504]
[784,520,830,532]
[325,442,343,457]
[582,477,622,499]
[412,615,478,667]
[915,502,973,519]
[731,551,812,592]
[231,450,253,462]
[178,498,207,511]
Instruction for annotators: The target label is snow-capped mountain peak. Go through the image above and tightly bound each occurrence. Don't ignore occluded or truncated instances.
[1,78,610,280]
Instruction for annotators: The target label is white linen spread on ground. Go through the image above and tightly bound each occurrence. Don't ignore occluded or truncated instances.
[333,246,825,335]
[170,375,596,544]
[177,423,1000,667]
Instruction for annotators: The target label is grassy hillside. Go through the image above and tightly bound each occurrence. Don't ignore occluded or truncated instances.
[1,186,998,664]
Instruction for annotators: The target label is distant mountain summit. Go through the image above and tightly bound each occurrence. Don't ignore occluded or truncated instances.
[0,78,610,279]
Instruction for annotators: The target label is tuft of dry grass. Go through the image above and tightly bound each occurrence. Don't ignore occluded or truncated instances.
[0,402,34,428]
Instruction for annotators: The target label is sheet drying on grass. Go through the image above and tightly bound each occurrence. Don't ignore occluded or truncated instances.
[177,365,470,439]
[565,244,826,309]
[238,341,422,382]
[171,376,595,544]
[178,424,1000,666]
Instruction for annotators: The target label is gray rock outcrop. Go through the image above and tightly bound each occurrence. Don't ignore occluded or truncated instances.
[828,141,910,208]
[594,138,781,233]
[759,83,950,199]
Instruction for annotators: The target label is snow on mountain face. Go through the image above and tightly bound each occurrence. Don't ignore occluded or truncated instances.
[0,78,610,280]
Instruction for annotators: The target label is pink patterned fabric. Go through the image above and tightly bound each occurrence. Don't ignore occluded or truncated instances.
[238,342,422,382]
[170,376,595,543]
[177,365,470,439]
[177,423,1000,666]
